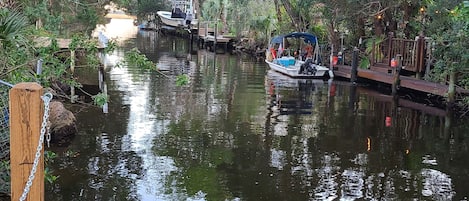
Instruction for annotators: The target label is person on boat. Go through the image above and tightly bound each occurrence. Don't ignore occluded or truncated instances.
[270,47,277,59]
[277,43,284,57]
[303,44,313,60]
[185,11,193,28]
[294,48,301,59]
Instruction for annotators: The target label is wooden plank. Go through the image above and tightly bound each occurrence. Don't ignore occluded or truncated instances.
[334,64,469,96]
[358,69,395,84]
[197,27,214,37]
[203,35,231,43]
[400,77,447,96]
[10,83,44,201]
[34,37,105,49]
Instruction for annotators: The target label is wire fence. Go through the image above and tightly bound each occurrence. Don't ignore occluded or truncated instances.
[0,80,12,196]
[0,80,11,160]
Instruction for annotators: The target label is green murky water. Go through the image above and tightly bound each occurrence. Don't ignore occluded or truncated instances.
[46,19,469,201]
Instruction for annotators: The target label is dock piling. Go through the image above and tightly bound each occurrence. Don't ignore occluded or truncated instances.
[392,54,402,96]
[351,47,359,83]
[214,23,218,52]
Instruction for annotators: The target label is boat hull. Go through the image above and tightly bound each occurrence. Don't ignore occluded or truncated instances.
[156,11,198,28]
[265,58,332,79]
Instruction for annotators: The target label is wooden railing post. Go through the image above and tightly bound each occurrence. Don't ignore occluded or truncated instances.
[387,32,394,65]
[371,40,376,65]
[351,47,359,83]
[10,83,44,201]
[416,35,425,79]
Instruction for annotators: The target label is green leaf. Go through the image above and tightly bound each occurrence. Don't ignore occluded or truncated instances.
[176,74,189,86]
[92,93,108,107]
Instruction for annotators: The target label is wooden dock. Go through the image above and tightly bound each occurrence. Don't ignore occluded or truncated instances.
[197,22,234,53]
[331,32,469,99]
[34,37,106,49]
[334,64,469,97]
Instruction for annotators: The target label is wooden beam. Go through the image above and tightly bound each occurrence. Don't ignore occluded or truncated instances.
[9,83,44,201]
[70,50,76,103]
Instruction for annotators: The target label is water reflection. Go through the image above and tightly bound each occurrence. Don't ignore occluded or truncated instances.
[46,29,469,201]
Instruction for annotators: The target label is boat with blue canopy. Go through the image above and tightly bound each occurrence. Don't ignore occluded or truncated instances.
[265,32,333,78]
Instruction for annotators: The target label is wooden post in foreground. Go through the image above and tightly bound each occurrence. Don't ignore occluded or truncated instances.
[10,83,44,201]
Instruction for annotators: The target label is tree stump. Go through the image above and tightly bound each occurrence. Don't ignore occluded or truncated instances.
[49,101,77,146]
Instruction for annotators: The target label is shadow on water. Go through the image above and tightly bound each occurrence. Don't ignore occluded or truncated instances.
[45,27,469,201]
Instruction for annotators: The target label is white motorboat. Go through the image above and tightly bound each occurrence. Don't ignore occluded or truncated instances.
[156,0,198,28]
[265,32,334,79]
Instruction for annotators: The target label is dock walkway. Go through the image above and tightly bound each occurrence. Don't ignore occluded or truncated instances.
[196,23,234,53]
[334,64,469,97]
[34,37,106,49]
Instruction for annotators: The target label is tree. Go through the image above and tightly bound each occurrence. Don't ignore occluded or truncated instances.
[132,0,169,19]
[0,8,32,77]
[0,8,28,49]
[427,1,469,104]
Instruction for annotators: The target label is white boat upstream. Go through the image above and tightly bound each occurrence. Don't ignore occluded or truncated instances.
[156,0,198,28]
[265,32,334,79]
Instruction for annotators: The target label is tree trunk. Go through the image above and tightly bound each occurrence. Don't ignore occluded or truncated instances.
[373,17,384,36]
[384,9,397,34]
[325,14,339,53]
[194,0,201,19]
[219,1,227,33]
[280,0,301,32]
[357,17,365,41]
[402,1,414,38]
[273,0,282,26]
[447,71,456,104]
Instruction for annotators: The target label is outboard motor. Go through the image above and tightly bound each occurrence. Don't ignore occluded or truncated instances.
[299,59,317,75]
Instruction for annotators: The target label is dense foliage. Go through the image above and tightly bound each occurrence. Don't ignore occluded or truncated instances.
[0,0,112,91]
[427,1,469,104]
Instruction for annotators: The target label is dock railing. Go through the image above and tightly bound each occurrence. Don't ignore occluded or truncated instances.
[371,32,428,74]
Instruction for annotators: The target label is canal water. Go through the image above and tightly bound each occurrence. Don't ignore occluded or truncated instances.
[46,19,469,201]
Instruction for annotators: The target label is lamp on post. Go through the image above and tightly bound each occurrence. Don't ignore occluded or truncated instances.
[419,6,426,36]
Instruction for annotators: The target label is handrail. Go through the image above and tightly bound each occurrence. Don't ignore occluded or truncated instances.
[372,35,427,73]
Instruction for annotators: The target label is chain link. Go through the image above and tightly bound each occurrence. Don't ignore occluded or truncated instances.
[19,92,53,201]
[46,119,51,148]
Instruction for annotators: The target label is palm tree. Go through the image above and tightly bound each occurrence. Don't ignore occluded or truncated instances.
[0,8,30,75]
[0,8,28,49]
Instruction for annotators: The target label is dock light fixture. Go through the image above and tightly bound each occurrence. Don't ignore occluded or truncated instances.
[420,7,425,13]
[391,58,398,67]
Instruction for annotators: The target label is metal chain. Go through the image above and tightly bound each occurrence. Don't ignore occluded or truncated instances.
[46,119,51,148]
[19,92,53,201]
